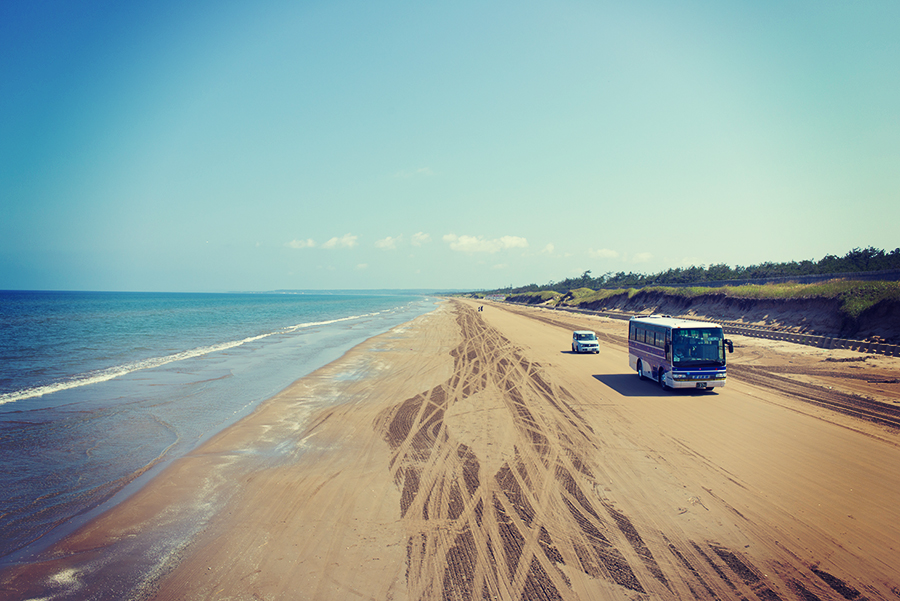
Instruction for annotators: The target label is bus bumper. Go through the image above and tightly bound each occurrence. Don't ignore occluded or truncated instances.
[669,375,726,389]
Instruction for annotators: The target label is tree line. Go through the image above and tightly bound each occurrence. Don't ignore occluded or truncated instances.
[489,247,900,295]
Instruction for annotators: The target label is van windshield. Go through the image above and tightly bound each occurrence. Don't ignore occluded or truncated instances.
[672,328,725,367]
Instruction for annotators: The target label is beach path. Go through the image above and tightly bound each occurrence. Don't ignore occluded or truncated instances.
[3,299,899,600]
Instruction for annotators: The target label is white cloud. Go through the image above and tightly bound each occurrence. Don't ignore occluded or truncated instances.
[321,233,358,249]
[498,235,528,249]
[589,248,619,259]
[633,252,653,263]
[411,232,431,246]
[356,263,369,270]
[443,234,529,253]
[375,235,401,250]
[287,239,316,249]
[542,243,555,254]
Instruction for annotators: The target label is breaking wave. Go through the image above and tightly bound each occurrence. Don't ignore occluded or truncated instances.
[0,311,382,406]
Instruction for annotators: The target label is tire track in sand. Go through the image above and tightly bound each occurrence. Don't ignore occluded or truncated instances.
[377,302,875,600]
[376,302,667,600]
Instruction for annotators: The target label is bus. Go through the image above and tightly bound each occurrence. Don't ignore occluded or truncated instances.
[628,315,733,390]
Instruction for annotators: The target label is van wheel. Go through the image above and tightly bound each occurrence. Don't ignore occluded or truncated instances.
[637,360,645,380]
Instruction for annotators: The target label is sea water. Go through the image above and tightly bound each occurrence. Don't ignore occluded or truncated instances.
[0,290,436,566]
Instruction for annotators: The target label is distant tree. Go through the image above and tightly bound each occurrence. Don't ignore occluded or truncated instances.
[477,247,900,296]
[580,270,592,287]
[845,247,881,271]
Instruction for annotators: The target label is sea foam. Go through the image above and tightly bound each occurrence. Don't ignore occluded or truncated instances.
[0,311,382,406]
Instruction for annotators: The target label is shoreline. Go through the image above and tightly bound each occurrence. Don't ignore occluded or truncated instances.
[0,302,456,599]
[4,298,898,599]
[0,292,439,572]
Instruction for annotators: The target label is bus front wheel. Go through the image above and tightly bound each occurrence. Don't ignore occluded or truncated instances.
[637,360,645,380]
[659,370,669,391]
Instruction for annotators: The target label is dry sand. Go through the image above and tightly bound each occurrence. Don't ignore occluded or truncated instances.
[2,299,899,600]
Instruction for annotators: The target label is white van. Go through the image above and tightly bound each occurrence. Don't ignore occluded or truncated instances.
[572,331,600,354]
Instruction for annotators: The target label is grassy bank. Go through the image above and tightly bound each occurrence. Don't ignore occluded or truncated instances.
[502,290,564,305]
[514,280,900,320]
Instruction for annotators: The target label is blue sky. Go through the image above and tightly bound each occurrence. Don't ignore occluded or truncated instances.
[2,1,898,292]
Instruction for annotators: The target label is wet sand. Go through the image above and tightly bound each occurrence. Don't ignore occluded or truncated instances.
[3,299,900,600]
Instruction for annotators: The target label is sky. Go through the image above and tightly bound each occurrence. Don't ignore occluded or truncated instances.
[1,0,898,292]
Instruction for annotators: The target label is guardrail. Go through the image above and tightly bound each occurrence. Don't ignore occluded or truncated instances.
[526,304,900,358]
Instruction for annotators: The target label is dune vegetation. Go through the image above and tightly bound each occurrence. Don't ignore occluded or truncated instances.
[500,280,900,321]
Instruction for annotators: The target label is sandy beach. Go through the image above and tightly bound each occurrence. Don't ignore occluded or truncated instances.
[3,298,900,600]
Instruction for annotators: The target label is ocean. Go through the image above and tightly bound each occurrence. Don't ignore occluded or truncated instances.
[0,290,437,566]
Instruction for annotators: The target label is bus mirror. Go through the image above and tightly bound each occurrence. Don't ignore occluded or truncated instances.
[664,342,670,354]
[725,339,734,353]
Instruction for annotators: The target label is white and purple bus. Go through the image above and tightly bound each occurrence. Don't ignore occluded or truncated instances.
[628,315,733,390]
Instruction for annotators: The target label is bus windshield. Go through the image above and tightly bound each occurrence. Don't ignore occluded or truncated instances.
[672,328,726,367]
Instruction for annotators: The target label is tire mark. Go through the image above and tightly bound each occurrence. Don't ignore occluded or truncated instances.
[376,301,874,600]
